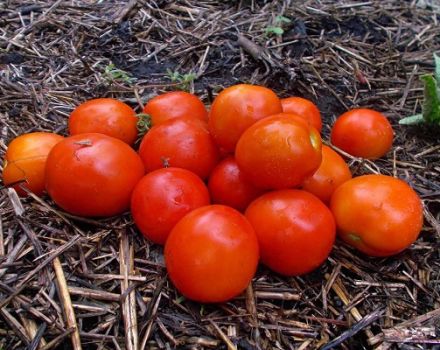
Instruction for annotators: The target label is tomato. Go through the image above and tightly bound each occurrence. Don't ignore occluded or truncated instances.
[69,98,138,145]
[45,133,145,217]
[208,84,282,152]
[245,190,335,276]
[281,97,322,133]
[2,132,64,196]
[330,174,423,257]
[165,205,259,303]
[208,157,264,211]
[131,168,210,245]
[138,118,219,179]
[302,145,352,203]
[143,91,208,126]
[330,108,393,159]
[235,115,322,189]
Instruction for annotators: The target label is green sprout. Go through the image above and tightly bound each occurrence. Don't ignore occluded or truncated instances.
[103,63,136,84]
[265,15,291,36]
[166,69,196,91]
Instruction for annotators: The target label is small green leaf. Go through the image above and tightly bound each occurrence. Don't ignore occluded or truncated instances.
[434,52,440,85]
[399,114,424,125]
[175,296,185,304]
[420,74,440,124]
[275,15,291,24]
[265,26,284,35]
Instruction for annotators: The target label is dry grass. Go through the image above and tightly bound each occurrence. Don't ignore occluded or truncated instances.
[0,1,439,349]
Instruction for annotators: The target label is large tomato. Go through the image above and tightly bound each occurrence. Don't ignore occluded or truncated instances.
[235,115,322,189]
[131,167,210,245]
[208,156,264,212]
[138,118,219,179]
[330,174,423,257]
[302,145,352,203]
[2,132,64,196]
[330,108,393,159]
[245,190,335,276]
[45,133,145,217]
[208,84,282,152]
[165,205,259,303]
[69,98,138,145]
[143,91,208,126]
[281,97,322,133]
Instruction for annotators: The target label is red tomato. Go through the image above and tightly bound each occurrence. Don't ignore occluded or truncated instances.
[69,98,138,145]
[2,132,64,196]
[208,84,282,152]
[45,133,145,217]
[245,190,335,276]
[330,108,393,159]
[138,118,219,179]
[143,91,208,126]
[208,157,264,211]
[235,115,322,189]
[281,97,322,133]
[330,174,423,257]
[131,167,210,245]
[165,205,259,303]
[302,145,352,203]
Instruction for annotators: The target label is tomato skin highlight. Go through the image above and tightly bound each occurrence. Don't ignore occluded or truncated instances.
[330,108,393,159]
[2,132,64,196]
[138,118,219,179]
[302,145,352,203]
[131,167,210,245]
[330,174,423,257]
[208,84,282,152]
[143,91,208,126]
[235,115,322,189]
[245,190,336,276]
[45,133,145,217]
[165,205,259,303]
[69,98,138,145]
[281,97,322,133]
[208,157,264,212]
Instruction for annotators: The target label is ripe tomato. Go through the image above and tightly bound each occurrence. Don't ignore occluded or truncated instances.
[165,205,259,303]
[69,98,138,145]
[245,190,335,276]
[330,108,393,159]
[143,91,208,126]
[281,97,322,133]
[208,84,282,152]
[235,115,322,189]
[138,118,219,179]
[302,145,352,203]
[46,133,145,217]
[208,157,264,211]
[131,167,210,245]
[2,132,64,196]
[330,174,423,257]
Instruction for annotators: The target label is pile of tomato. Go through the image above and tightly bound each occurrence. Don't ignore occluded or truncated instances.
[2,84,424,303]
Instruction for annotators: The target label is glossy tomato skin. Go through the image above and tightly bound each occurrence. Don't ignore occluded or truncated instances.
[165,205,259,303]
[143,91,208,126]
[46,133,145,217]
[331,108,393,159]
[2,132,64,196]
[208,157,264,211]
[302,145,352,203]
[139,118,219,179]
[330,174,423,257]
[69,98,138,145]
[245,190,335,276]
[281,97,322,133]
[209,84,282,152]
[131,167,210,245]
[235,115,322,189]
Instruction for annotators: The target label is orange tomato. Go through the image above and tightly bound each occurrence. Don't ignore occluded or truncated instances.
[2,132,64,196]
[69,98,138,145]
[331,108,393,159]
[208,84,282,152]
[302,145,352,203]
[330,174,423,257]
[281,97,322,133]
[143,91,208,126]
